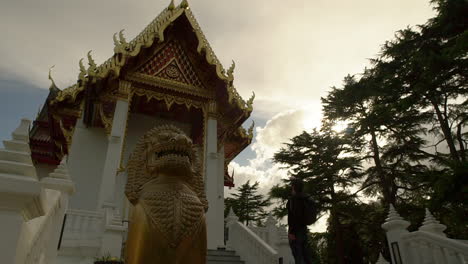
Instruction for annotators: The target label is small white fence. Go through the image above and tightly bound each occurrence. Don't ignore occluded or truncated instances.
[61,209,104,248]
[225,209,294,264]
[379,205,468,264]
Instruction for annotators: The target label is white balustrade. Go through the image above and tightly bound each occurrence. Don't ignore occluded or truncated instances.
[226,209,279,264]
[382,205,468,264]
[249,214,294,264]
[402,231,468,264]
[62,209,104,247]
[24,190,62,264]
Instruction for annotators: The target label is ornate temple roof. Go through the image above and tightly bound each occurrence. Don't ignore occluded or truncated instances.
[29,0,254,187]
[51,0,253,114]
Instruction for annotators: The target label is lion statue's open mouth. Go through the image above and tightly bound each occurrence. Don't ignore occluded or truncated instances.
[145,126,195,174]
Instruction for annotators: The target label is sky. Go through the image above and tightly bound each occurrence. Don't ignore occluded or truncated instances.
[0,0,436,231]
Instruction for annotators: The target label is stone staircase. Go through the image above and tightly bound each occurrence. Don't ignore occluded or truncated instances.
[207,249,244,264]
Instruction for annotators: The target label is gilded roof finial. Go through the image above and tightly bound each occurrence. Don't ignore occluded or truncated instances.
[113,32,119,46]
[119,29,128,44]
[248,120,255,137]
[246,91,255,111]
[48,65,57,88]
[87,50,97,74]
[227,60,235,80]
[168,0,175,10]
[180,0,189,8]
[78,58,86,81]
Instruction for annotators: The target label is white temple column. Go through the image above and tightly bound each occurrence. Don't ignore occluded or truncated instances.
[97,81,131,209]
[205,102,224,249]
[96,81,131,258]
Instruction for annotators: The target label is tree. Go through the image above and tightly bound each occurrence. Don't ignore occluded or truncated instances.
[224,181,271,226]
[375,0,468,214]
[271,126,363,264]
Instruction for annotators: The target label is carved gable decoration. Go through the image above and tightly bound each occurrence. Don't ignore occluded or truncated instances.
[136,40,205,89]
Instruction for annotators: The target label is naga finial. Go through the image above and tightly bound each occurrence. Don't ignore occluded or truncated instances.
[168,0,175,10]
[48,65,57,89]
[119,29,128,44]
[113,32,119,46]
[87,50,97,74]
[248,120,255,137]
[78,58,86,80]
[180,0,189,8]
[246,91,255,110]
[227,60,235,80]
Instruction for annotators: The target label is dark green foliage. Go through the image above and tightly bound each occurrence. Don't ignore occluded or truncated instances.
[268,0,467,262]
[224,181,271,226]
[271,127,363,264]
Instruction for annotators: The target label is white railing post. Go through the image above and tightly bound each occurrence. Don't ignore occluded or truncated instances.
[381,204,410,264]
[380,206,468,264]
[225,207,239,250]
[375,253,390,264]
[225,208,279,264]
[419,208,447,237]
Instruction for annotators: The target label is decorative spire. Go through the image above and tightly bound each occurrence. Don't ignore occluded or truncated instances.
[265,213,276,228]
[49,156,70,179]
[419,208,447,236]
[41,156,75,194]
[386,204,404,222]
[381,204,410,231]
[168,0,175,10]
[226,207,239,224]
[180,0,189,8]
[376,253,389,264]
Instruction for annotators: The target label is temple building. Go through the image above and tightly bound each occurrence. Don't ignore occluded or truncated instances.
[1,0,255,262]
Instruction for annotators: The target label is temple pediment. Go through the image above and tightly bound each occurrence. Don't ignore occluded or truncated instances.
[136,40,205,89]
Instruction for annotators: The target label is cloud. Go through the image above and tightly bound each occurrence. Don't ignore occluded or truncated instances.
[1,0,435,115]
[227,106,317,188]
[227,105,322,195]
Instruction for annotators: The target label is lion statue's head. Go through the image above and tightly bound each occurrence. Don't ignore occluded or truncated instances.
[125,125,207,210]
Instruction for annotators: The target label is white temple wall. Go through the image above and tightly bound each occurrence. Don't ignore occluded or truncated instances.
[67,119,108,211]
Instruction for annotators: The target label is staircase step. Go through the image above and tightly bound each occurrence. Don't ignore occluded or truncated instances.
[207,249,244,264]
[207,255,241,261]
[207,249,236,256]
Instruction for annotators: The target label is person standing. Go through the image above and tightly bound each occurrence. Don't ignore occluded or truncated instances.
[287,177,313,264]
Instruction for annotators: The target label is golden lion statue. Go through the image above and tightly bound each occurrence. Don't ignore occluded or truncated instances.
[124,125,208,264]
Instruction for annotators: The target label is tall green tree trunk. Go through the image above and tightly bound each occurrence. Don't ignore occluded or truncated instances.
[369,127,395,205]
[431,99,460,162]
